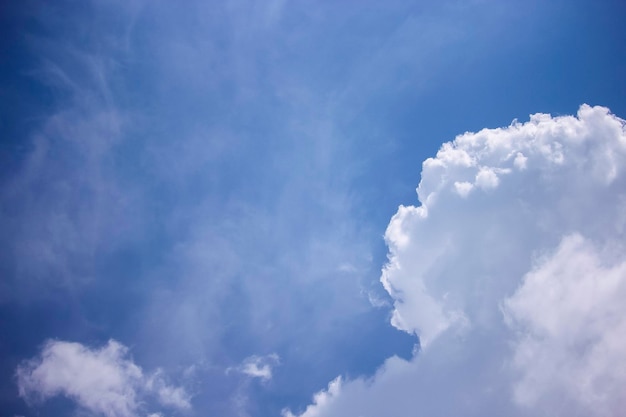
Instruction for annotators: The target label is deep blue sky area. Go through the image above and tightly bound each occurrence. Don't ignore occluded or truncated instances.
[1,1,625,417]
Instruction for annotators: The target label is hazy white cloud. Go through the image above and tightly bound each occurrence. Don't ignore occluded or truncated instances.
[286,104,626,416]
[16,339,191,417]
[504,233,626,415]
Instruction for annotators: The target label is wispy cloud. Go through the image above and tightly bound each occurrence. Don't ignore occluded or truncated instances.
[5,3,389,414]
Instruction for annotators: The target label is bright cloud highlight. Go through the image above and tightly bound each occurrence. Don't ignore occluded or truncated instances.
[286,104,626,416]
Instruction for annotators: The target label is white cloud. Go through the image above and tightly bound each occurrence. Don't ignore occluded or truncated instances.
[16,339,191,417]
[286,104,626,416]
[229,354,280,382]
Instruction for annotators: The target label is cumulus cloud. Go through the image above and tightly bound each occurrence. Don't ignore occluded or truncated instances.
[16,339,191,417]
[285,104,626,416]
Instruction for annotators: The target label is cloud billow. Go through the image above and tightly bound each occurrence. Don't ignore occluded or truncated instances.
[286,105,626,417]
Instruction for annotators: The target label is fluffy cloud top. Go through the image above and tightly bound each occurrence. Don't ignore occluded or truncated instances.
[16,339,191,417]
[286,104,626,416]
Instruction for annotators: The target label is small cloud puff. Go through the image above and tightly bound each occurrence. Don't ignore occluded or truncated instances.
[228,354,280,382]
[16,339,191,417]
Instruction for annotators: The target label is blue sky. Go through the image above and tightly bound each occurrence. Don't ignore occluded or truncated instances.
[1,1,626,417]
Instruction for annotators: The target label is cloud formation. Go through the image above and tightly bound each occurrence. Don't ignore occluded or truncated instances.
[16,339,191,417]
[286,105,626,416]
